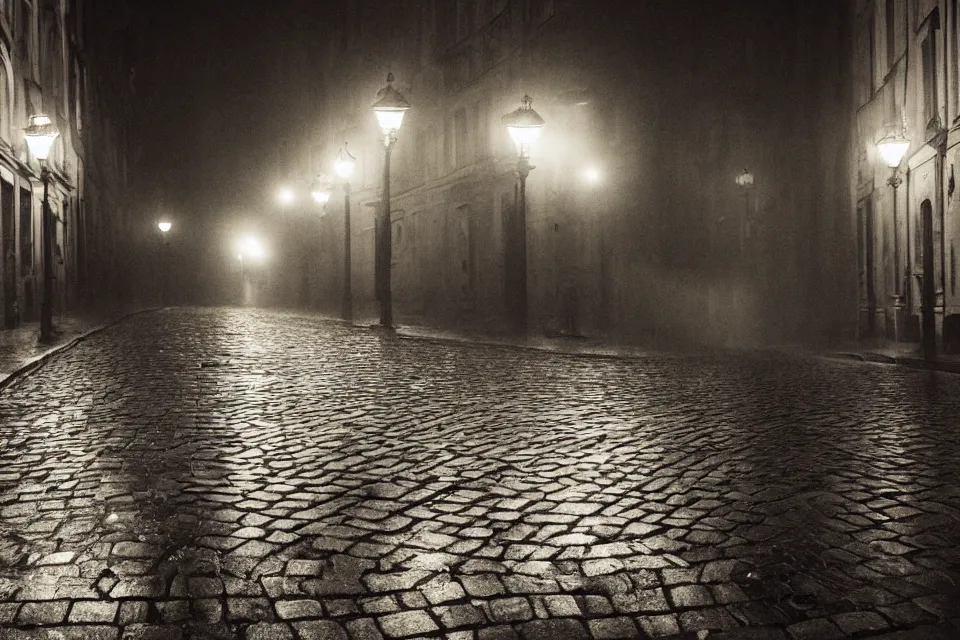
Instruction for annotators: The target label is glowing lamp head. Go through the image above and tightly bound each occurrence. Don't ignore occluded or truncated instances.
[312,190,331,205]
[502,95,545,158]
[278,187,295,205]
[24,113,60,162]
[310,175,332,205]
[158,221,172,233]
[372,73,410,138]
[334,145,356,179]
[877,132,910,169]
[735,168,754,188]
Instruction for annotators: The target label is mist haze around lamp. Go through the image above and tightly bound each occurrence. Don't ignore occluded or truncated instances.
[583,166,602,185]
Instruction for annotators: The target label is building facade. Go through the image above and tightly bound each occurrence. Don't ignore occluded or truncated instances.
[273,0,855,347]
[0,0,134,330]
[854,0,960,352]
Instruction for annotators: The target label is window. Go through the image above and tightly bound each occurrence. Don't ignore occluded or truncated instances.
[922,18,940,128]
[887,0,897,68]
[17,0,32,72]
[19,187,31,272]
[73,58,83,133]
[456,0,474,42]
[0,56,10,143]
[953,0,959,117]
[454,107,468,167]
[435,1,456,51]
[856,9,874,106]
[474,98,489,158]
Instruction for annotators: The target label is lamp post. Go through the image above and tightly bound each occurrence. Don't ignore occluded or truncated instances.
[735,169,754,263]
[372,73,409,328]
[158,220,172,305]
[502,95,545,336]
[24,114,60,343]
[877,132,910,344]
[335,144,357,322]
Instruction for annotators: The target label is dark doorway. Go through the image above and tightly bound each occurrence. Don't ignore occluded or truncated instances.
[920,199,937,358]
[2,178,16,328]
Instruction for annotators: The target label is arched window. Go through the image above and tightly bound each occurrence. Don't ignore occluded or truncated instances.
[40,6,61,113]
[0,47,12,143]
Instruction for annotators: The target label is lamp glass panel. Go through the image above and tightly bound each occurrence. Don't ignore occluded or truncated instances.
[335,158,355,179]
[508,125,542,154]
[375,109,406,133]
[878,140,909,168]
[25,134,57,161]
[158,222,172,232]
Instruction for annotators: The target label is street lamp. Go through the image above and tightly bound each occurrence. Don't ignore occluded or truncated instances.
[157,220,172,305]
[502,94,545,335]
[372,72,409,328]
[583,166,602,185]
[735,168,754,262]
[278,187,296,205]
[237,235,267,306]
[335,144,356,322]
[24,114,60,343]
[877,131,911,344]
[310,176,332,206]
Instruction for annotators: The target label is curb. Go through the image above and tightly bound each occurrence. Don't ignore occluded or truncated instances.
[828,350,960,374]
[0,307,164,393]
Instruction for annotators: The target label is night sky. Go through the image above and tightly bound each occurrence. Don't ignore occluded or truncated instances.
[130,1,328,223]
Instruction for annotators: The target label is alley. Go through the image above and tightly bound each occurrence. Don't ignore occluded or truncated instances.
[0,308,959,639]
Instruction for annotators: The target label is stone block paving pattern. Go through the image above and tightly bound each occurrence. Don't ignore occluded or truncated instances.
[0,307,959,640]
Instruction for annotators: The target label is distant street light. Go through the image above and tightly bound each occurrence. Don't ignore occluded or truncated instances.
[502,95,545,335]
[878,131,911,345]
[278,187,296,205]
[237,235,266,307]
[335,144,357,322]
[239,235,266,262]
[310,176,332,206]
[735,168,754,262]
[372,72,409,328]
[24,114,60,343]
[157,220,172,305]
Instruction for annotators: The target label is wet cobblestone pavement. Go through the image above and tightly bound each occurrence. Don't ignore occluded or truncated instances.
[1,307,959,639]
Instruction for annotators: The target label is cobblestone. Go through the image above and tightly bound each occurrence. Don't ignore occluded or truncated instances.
[0,308,959,639]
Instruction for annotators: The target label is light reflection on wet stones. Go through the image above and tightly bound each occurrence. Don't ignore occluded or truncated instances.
[0,308,958,638]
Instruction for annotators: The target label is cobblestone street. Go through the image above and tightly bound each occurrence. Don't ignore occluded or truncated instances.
[1,307,959,639]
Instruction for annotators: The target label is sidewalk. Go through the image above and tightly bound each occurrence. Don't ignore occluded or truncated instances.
[829,340,960,374]
[392,323,960,374]
[0,303,158,388]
